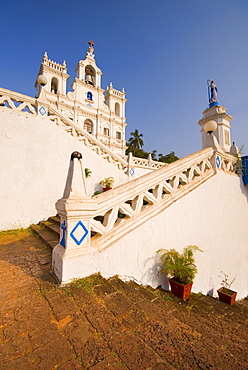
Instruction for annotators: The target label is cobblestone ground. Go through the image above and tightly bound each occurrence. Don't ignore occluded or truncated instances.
[0,228,248,369]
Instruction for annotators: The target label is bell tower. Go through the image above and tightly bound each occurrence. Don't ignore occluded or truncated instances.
[35,52,70,98]
[198,80,232,153]
[74,40,102,91]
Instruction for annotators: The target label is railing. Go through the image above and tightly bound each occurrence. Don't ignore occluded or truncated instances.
[0,88,127,171]
[215,151,237,173]
[1,87,238,181]
[0,87,168,173]
[89,147,238,251]
[47,106,127,171]
[0,88,37,115]
[90,148,217,250]
[122,154,166,170]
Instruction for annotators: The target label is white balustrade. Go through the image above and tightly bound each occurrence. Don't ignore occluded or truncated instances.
[87,147,238,251]
[89,148,214,249]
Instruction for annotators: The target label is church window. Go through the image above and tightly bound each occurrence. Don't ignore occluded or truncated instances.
[116,131,121,140]
[84,119,93,134]
[104,128,109,136]
[51,77,58,94]
[87,92,93,101]
[115,102,120,116]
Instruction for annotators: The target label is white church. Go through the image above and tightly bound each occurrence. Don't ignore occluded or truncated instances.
[1,41,248,300]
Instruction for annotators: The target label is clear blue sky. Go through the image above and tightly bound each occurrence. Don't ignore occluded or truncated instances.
[1,0,248,158]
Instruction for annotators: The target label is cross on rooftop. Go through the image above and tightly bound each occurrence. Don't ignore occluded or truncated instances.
[88,40,94,47]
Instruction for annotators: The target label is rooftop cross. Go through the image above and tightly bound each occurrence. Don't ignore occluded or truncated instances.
[88,40,94,48]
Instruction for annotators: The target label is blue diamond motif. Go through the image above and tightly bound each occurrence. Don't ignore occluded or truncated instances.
[39,106,46,116]
[129,168,135,176]
[70,221,89,245]
[216,156,221,168]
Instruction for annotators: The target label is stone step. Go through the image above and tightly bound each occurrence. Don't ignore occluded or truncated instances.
[69,274,248,370]
[48,215,60,225]
[40,219,60,235]
[31,222,59,249]
[94,277,248,367]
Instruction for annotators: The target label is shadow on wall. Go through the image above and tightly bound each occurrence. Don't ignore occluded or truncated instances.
[142,255,170,290]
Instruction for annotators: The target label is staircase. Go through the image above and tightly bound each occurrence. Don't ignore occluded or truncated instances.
[31,216,60,249]
[1,225,248,369]
[74,275,248,370]
[44,268,248,369]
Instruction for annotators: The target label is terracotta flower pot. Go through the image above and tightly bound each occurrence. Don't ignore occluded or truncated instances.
[217,287,237,305]
[169,278,193,301]
[103,187,111,192]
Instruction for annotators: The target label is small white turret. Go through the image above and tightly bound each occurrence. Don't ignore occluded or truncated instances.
[34,52,70,98]
[198,81,232,153]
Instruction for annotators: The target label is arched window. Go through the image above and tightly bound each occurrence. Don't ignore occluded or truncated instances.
[87,92,93,101]
[51,77,58,94]
[85,66,95,86]
[84,119,93,134]
[115,102,120,116]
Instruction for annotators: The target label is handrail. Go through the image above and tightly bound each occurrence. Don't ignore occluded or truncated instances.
[0,88,37,114]
[0,87,127,171]
[121,155,166,169]
[90,147,217,250]
[47,105,127,170]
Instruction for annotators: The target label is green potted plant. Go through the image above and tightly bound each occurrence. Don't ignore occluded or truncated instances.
[157,245,202,301]
[100,177,114,191]
[217,272,237,305]
[84,168,92,178]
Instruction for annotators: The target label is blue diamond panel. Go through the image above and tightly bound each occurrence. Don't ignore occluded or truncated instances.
[216,156,221,169]
[39,106,46,116]
[129,168,135,176]
[70,221,89,245]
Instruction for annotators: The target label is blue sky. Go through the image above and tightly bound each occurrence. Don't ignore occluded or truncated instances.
[1,0,248,158]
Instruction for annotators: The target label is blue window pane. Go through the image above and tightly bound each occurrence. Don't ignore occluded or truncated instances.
[87,92,92,100]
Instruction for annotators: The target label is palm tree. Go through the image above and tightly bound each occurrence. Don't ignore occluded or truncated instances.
[151,150,157,161]
[128,129,144,149]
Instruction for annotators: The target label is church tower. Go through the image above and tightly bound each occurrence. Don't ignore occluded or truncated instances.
[34,52,70,98]
[35,41,127,155]
[198,80,232,153]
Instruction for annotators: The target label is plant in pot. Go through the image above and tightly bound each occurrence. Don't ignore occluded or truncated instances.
[84,168,92,178]
[157,245,203,301]
[100,177,114,191]
[217,272,237,305]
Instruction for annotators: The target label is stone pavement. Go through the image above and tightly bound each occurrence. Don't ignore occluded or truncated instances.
[0,228,248,369]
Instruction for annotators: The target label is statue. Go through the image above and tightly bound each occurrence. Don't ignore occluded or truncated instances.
[207,80,218,104]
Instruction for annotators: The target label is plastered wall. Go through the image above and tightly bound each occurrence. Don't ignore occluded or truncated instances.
[96,171,248,299]
[0,108,127,230]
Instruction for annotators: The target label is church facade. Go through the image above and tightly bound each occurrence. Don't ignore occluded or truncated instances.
[35,41,127,155]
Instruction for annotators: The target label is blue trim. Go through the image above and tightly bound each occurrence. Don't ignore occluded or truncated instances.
[242,156,248,185]
[209,102,220,108]
[129,168,135,176]
[216,156,221,169]
[60,220,66,248]
[39,107,46,115]
[70,221,89,245]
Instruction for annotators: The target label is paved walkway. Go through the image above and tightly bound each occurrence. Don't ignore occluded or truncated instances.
[0,228,248,369]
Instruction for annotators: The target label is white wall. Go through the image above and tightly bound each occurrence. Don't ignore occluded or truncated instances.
[96,171,248,299]
[0,108,127,230]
